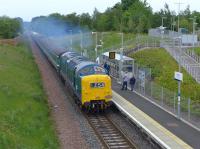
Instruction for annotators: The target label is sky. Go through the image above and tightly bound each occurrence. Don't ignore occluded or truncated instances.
[0,0,199,22]
[146,0,200,13]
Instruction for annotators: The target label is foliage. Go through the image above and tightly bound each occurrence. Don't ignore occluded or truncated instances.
[0,44,59,148]
[0,16,22,39]
[130,48,200,101]
[29,0,200,34]
[189,47,200,56]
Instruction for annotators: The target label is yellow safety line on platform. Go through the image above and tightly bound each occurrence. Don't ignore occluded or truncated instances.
[112,91,192,149]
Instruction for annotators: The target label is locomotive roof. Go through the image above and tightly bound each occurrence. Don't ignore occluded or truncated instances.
[70,56,88,64]
[52,47,68,56]
[62,51,80,59]
[76,61,96,72]
[67,56,89,69]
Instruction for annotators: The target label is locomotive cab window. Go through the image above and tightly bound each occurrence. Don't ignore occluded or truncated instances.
[93,66,106,74]
[78,65,106,76]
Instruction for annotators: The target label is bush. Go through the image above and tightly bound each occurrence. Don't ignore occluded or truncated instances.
[0,16,22,39]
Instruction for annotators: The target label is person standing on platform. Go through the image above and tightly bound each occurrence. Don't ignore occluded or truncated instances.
[104,62,110,75]
[121,71,129,90]
[106,64,110,75]
[129,75,136,91]
[104,62,108,70]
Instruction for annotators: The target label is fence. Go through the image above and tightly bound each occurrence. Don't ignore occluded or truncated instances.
[94,34,200,129]
[161,39,200,83]
[184,48,200,64]
[110,55,200,130]
[105,36,160,55]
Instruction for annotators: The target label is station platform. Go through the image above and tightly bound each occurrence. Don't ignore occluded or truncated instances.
[111,79,200,149]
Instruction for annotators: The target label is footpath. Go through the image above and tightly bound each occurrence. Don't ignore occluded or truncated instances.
[161,39,200,83]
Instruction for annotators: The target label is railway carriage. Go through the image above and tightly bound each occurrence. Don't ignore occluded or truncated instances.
[32,32,112,111]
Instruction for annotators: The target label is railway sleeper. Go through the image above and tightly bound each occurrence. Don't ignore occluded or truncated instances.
[106,139,126,142]
[108,142,128,145]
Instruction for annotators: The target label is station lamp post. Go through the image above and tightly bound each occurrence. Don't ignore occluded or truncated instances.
[92,32,98,59]
[189,16,197,51]
[173,36,182,119]
[162,17,166,28]
[80,30,83,56]
[175,2,183,33]
[171,16,176,35]
[69,30,73,50]
[100,32,107,54]
[118,32,124,83]
[175,1,183,119]
[178,36,182,119]
[100,32,110,54]
[92,32,102,60]
[161,17,166,39]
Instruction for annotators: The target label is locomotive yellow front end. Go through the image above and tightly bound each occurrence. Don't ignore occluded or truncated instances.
[81,74,112,111]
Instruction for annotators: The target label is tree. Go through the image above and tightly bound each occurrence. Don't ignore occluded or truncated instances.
[64,13,79,26]
[124,0,152,33]
[79,13,92,29]
[112,3,123,31]
[121,0,137,10]
[0,16,22,39]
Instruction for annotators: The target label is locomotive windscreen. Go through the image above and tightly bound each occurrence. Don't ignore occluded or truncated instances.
[78,65,106,76]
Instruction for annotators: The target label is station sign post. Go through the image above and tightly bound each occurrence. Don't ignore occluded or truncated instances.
[174,71,183,118]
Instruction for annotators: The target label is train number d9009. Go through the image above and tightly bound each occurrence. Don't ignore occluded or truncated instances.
[90,82,105,88]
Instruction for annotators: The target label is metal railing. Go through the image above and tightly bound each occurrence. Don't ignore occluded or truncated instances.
[93,32,200,130]
[111,63,200,130]
[161,39,200,83]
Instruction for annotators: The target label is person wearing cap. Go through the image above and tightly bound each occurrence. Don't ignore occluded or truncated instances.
[121,71,129,90]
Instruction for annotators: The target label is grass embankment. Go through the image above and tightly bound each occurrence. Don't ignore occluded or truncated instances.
[50,32,160,61]
[0,44,59,148]
[130,48,200,102]
[188,47,200,56]
[52,32,137,60]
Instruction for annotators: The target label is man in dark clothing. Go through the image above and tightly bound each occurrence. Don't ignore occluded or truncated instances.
[104,62,110,75]
[104,62,108,69]
[129,75,136,91]
[106,65,110,75]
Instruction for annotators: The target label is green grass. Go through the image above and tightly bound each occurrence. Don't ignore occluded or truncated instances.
[52,32,137,60]
[188,47,200,56]
[0,44,59,149]
[130,48,200,102]
[50,32,161,62]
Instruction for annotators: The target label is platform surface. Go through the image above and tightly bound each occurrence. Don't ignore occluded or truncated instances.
[112,91,192,149]
[112,79,200,149]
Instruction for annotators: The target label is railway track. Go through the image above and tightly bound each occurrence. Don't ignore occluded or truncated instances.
[31,36,156,149]
[86,113,137,149]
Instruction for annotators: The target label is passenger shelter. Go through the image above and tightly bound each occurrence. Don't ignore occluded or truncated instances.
[99,52,134,78]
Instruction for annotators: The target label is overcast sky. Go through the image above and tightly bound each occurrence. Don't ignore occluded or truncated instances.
[0,0,199,22]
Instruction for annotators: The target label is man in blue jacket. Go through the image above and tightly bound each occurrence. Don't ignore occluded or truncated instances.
[129,75,136,91]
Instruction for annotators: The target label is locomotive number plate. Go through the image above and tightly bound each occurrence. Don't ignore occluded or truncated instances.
[90,82,105,88]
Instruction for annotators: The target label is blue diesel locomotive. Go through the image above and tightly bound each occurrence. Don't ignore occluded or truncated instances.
[32,33,112,111]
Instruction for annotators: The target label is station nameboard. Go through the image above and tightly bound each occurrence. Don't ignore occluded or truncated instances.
[174,71,183,81]
[109,52,115,59]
